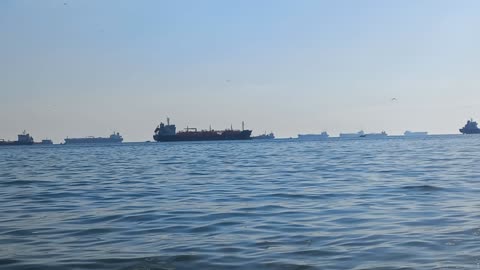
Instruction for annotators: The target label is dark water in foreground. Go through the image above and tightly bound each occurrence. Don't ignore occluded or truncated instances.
[1,136,480,270]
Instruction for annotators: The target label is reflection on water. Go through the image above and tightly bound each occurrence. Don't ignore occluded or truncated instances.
[1,136,480,269]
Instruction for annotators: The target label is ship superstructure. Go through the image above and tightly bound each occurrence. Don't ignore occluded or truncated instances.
[460,119,480,134]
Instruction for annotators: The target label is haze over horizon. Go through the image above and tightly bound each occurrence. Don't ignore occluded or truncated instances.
[2,0,480,142]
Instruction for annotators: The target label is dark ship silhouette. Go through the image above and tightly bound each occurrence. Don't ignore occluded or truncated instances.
[0,131,34,146]
[460,119,480,134]
[153,118,252,142]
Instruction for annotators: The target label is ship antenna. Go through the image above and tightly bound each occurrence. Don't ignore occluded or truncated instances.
[167,117,170,126]
[242,121,244,131]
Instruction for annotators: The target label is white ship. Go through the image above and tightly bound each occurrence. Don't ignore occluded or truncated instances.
[298,132,329,140]
[64,132,123,144]
[361,131,388,138]
[339,130,364,138]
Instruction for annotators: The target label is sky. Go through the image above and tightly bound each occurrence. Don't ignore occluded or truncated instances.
[1,0,480,142]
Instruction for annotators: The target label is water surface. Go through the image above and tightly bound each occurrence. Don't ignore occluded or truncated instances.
[1,136,480,269]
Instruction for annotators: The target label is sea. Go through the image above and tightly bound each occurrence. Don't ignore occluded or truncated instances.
[1,135,480,270]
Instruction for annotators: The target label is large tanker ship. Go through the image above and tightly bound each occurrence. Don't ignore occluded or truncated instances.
[153,118,252,142]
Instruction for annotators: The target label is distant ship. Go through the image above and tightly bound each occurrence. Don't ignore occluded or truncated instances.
[153,118,252,142]
[404,131,428,136]
[360,131,388,138]
[298,132,329,140]
[0,131,34,146]
[252,132,275,140]
[35,139,53,145]
[339,130,364,138]
[460,119,480,134]
[64,132,123,144]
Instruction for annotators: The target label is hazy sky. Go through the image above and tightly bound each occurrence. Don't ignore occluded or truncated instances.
[2,0,480,142]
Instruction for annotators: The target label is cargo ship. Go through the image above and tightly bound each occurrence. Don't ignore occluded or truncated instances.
[35,139,54,145]
[460,119,480,134]
[0,131,34,146]
[360,131,388,138]
[404,131,428,136]
[252,132,275,140]
[153,118,252,142]
[298,132,329,140]
[339,130,364,138]
[64,132,123,144]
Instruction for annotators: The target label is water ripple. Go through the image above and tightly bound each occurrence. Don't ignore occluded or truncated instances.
[1,136,480,269]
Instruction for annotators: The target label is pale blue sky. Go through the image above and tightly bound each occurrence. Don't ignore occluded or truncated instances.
[1,0,480,142]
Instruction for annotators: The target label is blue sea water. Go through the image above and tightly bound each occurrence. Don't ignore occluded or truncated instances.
[1,135,480,269]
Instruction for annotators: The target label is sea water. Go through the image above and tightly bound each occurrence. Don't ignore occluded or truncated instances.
[1,136,480,269]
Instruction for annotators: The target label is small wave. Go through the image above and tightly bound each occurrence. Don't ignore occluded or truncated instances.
[260,262,316,270]
[0,137,478,269]
[401,185,443,191]
[0,179,49,185]
[66,227,119,237]
[0,259,19,266]
[269,192,334,200]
